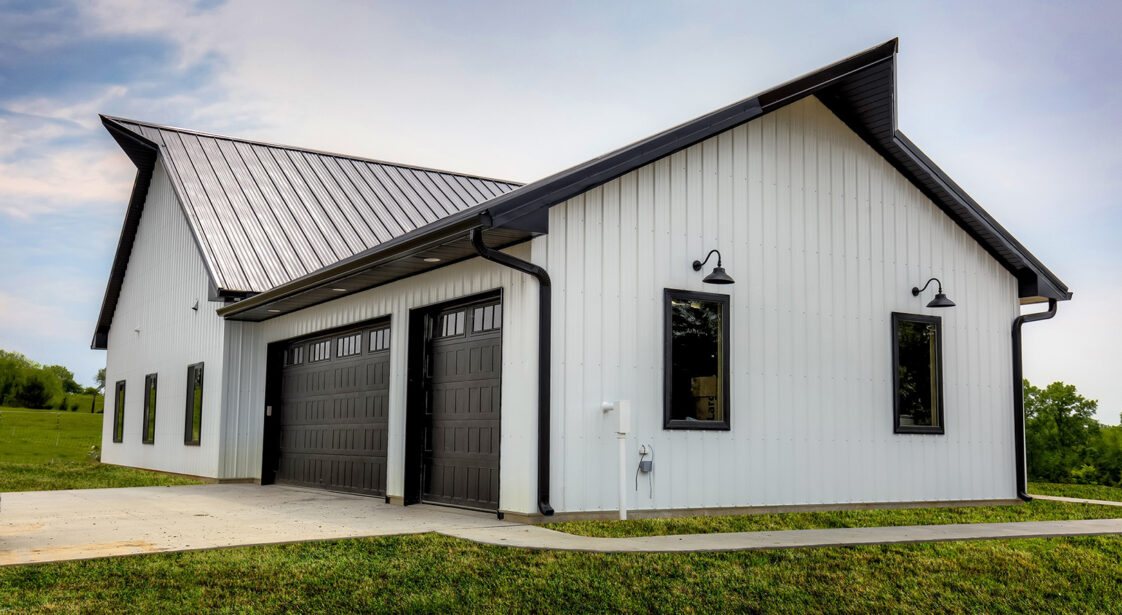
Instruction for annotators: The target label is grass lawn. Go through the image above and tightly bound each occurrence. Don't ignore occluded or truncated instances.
[0,533,1120,613]
[0,406,202,492]
[1029,481,1122,503]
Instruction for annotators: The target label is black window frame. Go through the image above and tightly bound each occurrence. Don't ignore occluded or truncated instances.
[891,312,946,435]
[112,380,126,443]
[663,288,731,431]
[185,362,204,445]
[142,373,157,444]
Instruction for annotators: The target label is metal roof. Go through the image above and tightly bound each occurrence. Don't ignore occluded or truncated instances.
[95,38,1070,339]
[92,118,522,347]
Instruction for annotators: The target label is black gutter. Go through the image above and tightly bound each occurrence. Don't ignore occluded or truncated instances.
[1012,298,1059,502]
[469,227,554,516]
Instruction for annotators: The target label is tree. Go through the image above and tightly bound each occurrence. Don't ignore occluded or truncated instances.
[45,364,82,394]
[14,368,60,409]
[1024,379,1101,482]
[0,350,34,405]
[96,368,106,392]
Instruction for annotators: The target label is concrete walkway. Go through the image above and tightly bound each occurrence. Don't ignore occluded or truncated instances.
[0,484,512,566]
[445,518,1122,553]
[1030,494,1122,507]
[3,485,1121,566]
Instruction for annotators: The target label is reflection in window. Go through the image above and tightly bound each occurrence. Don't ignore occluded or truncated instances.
[893,313,944,434]
[664,290,729,430]
[185,362,204,445]
[113,380,126,443]
[143,373,157,444]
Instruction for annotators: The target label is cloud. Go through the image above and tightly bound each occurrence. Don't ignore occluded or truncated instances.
[0,291,89,343]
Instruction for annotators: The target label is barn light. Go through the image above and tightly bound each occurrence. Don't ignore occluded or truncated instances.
[912,277,955,308]
[423,257,442,263]
[692,249,734,285]
[267,309,281,313]
[331,288,347,292]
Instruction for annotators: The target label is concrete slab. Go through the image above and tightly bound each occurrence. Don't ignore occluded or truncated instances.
[0,484,513,567]
[442,518,1122,553]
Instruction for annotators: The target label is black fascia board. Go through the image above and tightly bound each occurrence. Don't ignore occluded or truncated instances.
[90,117,160,350]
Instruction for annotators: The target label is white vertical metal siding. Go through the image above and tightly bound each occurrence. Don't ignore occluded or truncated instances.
[219,246,540,513]
[102,159,227,478]
[545,96,1019,513]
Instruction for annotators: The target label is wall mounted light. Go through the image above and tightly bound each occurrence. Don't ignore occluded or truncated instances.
[912,277,955,308]
[692,249,734,285]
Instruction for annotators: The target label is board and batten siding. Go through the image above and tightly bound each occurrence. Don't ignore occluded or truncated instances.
[543,96,1019,513]
[218,244,541,514]
[102,158,227,478]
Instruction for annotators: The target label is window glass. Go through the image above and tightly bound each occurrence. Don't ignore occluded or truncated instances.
[113,380,126,443]
[893,314,944,433]
[472,304,502,332]
[309,340,331,362]
[664,290,729,429]
[285,346,304,366]
[337,333,362,357]
[143,374,157,444]
[369,327,390,352]
[185,363,204,445]
[436,310,465,338]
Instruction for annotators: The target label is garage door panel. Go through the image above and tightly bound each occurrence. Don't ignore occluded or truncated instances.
[422,298,502,510]
[276,324,390,497]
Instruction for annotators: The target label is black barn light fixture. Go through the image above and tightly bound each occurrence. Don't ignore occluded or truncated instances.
[912,277,955,308]
[692,249,734,285]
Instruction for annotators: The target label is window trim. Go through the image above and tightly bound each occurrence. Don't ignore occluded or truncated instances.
[112,380,126,443]
[184,362,204,446]
[142,373,157,444]
[891,312,946,435]
[663,288,731,431]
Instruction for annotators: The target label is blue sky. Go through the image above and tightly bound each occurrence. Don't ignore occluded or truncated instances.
[0,0,1119,422]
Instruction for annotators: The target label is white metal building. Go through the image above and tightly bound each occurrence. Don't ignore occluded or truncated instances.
[94,40,1070,521]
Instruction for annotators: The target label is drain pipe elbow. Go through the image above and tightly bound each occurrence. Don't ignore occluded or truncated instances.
[469,228,554,516]
[1012,298,1059,502]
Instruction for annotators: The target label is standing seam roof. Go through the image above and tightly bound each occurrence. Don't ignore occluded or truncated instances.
[101,116,523,295]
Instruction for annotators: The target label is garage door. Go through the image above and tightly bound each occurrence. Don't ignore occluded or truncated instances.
[276,323,391,496]
[423,297,502,510]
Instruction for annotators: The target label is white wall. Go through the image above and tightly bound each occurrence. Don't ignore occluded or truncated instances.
[219,245,541,514]
[102,159,227,477]
[543,96,1019,513]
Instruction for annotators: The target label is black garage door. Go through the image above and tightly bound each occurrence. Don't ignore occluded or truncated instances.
[275,323,391,496]
[422,297,502,510]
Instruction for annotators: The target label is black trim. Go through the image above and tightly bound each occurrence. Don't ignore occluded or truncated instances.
[662,289,732,431]
[142,373,157,444]
[468,229,554,516]
[891,313,946,435]
[184,362,204,445]
[1012,299,1058,501]
[112,380,126,443]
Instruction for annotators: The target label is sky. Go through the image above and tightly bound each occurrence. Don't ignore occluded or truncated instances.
[0,0,1119,422]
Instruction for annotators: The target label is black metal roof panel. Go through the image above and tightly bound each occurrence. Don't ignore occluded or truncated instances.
[101,116,522,295]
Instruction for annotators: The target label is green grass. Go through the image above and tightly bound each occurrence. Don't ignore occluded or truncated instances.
[1029,481,1122,503]
[1,533,1121,613]
[0,406,202,492]
[546,499,1122,538]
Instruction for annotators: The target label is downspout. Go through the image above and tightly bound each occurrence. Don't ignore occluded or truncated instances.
[469,227,554,516]
[1012,298,1058,502]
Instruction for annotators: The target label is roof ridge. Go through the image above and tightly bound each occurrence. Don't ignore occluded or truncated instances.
[98,114,525,187]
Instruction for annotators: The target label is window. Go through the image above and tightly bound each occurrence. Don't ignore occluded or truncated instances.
[369,326,390,352]
[285,345,304,366]
[892,313,944,434]
[185,363,204,445]
[112,380,126,443]
[142,374,157,444]
[663,289,730,430]
[435,310,465,338]
[472,304,502,332]
[309,339,331,362]
[337,333,362,357]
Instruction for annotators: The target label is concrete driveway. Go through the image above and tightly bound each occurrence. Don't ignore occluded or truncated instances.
[0,484,514,566]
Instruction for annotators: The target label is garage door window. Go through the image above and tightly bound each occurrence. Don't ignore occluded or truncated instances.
[369,327,390,352]
[285,346,304,366]
[472,304,502,332]
[435,310,465,338]
[309,339,331,362]
[142,373,157,444]
[185,362,204,445]
[337,333,362,357]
